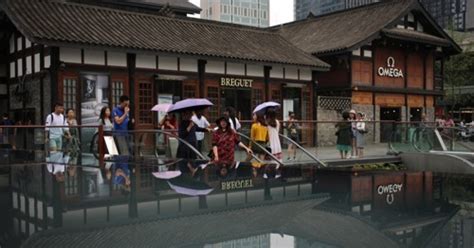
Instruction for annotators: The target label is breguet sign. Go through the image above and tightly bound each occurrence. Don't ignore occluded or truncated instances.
[377,57,404,78]
[220,77,253,88]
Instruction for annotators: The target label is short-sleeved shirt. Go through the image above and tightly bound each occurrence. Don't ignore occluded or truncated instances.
[212,129,240,164]
[191,115,210,141]
[45,113,68,139]
[0,119,15,135]
[112,106,129,131]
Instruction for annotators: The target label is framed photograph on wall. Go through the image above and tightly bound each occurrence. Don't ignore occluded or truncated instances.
[83,79,96,100]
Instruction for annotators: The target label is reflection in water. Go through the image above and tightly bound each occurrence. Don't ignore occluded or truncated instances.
[1,160,474,248]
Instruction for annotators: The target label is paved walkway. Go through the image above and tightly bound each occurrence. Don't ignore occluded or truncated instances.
[234,143,392,162]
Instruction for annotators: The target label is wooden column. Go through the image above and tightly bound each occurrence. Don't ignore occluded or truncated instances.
[50,47,60,107]
[264,66,271,101]
[404,51,408,122]
[127,53,136,121]
[198,59,207,98]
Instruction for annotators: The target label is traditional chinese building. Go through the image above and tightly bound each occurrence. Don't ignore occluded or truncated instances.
[0,0,329,131]
[275,0,461,142]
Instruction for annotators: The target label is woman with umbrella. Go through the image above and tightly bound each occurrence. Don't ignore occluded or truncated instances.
[266,108,283,162]
[167,99,213,161]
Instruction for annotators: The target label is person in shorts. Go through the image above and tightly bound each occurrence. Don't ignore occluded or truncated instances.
[45,103,70,152]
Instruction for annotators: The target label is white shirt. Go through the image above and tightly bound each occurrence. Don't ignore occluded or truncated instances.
[191,115,210,141]
[229,117,241,131]
[356,121,366,131]
[46,152,70,174]
[45,112,68,139]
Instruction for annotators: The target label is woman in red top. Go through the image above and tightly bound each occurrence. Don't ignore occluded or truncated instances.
[212,117,252,165]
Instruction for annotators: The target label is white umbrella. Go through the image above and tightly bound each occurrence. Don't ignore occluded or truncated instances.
[253,101,280,114]
[151,103,173,112]
[168,98,213,113]
[152,171,182,180]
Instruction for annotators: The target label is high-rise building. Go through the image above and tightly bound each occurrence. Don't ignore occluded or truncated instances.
[420,0,467,31]
[294,0,379,20]
[200,0,269,27]
[467,0,474,30]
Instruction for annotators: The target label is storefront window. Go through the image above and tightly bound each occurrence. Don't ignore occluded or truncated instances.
[207,86,219,122]
[63,78,77,112]
[251,88,263,111]
[138,80,153,125]
[221,88,252,120]
[111,80,124,108]
[80,74,109,125]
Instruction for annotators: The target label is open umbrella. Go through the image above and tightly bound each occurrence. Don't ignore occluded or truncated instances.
[152,170,182,180]
[167,176,214,196]
[253,101,280,114]
[168,98,213,113]
[151,103,173,112]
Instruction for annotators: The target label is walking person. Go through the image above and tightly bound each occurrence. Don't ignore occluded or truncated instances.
[224,107,241,131]
[349,109,358,158]
[250,114,268,161]
[266,108,282,162]
[158,113,177,145]
[335,111,352,159]
[212,116,252,164]
[98,106,114,132]
[45,103,70,152]
[191,110,210,153]
[176,110,210,160]
[112,95,131,155]
[112,95,130,131]
[0,113,16,150]
[176,110,210,176]
[65,109,80,156]
[286,111,299,161]
[355,112,366,158]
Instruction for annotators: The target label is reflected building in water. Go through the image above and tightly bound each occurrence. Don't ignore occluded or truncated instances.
[5,161,472,247]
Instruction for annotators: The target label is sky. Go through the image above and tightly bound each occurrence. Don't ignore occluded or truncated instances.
[188,0,295,26]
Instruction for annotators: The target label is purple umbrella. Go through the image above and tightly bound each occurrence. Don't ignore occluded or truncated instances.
[168,98,213,113]
[151,103,173,112]
[253,101,280,114]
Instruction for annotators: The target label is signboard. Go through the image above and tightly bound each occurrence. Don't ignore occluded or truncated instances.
[376,183,403,205]
[377,57,404,78]
[220,77,253,88]
[221,178,254,191]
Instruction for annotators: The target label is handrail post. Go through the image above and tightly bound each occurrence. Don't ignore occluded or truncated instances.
[450,128,455,151]
[98,125,105,168]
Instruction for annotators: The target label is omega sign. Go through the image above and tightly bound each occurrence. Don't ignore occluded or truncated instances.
[378,57,404,78]
[377,183,403,205]
[220,77,253,88]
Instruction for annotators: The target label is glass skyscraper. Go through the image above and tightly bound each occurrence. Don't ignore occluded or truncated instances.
[420,0,467,31]
[294,0,380,20]
[200,0,269,27]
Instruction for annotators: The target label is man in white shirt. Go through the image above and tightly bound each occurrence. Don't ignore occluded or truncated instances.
[45,102,70,152]
[191,111,210,152]
[224,107,241,131]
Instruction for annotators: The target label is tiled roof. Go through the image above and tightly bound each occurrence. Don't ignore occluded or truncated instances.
[22,198,398,248]
[134,0,201,13]
[382,28,452,46]
[0,0,329,69]
[274,0,459,55]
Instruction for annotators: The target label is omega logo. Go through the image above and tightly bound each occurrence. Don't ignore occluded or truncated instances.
[377,56,404,78]
[377,183,403,205]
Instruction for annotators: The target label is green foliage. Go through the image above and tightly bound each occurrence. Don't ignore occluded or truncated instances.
[444,52,474,88]
[444,176,474,202]
[353,163,406,171]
